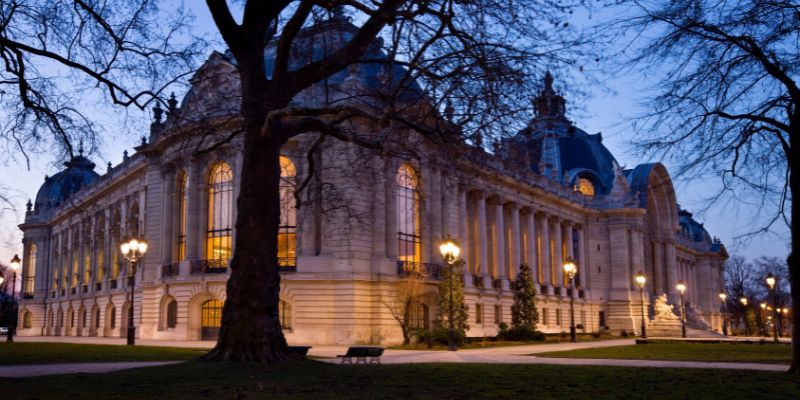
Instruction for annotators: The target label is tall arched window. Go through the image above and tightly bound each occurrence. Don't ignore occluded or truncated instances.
[23,243,36,296]
[95,214,105,282]
[82,222,92,285]
[207,162,233,268]
[128,201,140,236]
[396,164,421,266]
[22,311,32,329]
[166,300,178,329]
[176,172,188,261]
[279,157,297,270]
[109,306,117,329]
[71,227,80,288]
[111,209,121,279]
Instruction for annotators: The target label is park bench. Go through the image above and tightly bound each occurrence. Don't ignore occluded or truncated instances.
[288,346,312,356]
[336,346,384,364]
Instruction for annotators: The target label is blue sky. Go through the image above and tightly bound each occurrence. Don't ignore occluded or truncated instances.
[0,2,789,268]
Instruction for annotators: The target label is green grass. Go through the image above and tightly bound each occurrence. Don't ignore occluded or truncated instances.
[0,342,207,365]
[390,333,624,350]
[537,342,793,364]
[2,359,799,399]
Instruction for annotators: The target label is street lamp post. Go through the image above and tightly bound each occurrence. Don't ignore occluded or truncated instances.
[634,271,647,339]
[676,280,687,338]
[120,238,147,346]
[718,291,728,335]
[740,297,749,336]
[760,302,767,337]
[438,237,461,351]
[7,254,20,342]
[765,272,779,343]
[563,257,577,343]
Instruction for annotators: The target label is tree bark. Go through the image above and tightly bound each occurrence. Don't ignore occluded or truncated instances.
[789,125,799,374]
[202,61,296,361]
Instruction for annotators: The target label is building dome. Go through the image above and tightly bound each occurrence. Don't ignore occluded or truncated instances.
[677,208,712,245]
[502,73,618,196]
[34,151,99,211]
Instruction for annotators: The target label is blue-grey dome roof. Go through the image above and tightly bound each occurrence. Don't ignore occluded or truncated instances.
[34,154,99,211]
[677,208,712,245]
[502,73,618,195]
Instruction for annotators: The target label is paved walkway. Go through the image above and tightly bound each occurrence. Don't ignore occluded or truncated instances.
[0,361,182,378]
[7,336,790,376]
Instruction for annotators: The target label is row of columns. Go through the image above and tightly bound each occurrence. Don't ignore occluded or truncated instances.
[458,188,587,295]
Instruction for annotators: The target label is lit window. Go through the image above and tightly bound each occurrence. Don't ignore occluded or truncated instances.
[410,303,429,331]
[279,157,297,270]
[201,299,223,328]
[475,303,483,324]
[23,311,32,329]
[95,215,105,282]
[573,177,595,197]
[396,164,421,267]
[109,306,117,329]
[177,172,188,261]
[207,162,233,269]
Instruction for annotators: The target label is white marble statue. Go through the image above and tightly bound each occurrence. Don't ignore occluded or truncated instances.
[654,293,679,320]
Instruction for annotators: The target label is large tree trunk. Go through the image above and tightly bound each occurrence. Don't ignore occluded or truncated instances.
[202,65,295,361]
[789,127,800,374]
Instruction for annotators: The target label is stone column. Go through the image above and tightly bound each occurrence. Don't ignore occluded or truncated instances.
[184,162,201,262]
[564,220,575,286]
[653,241,664,296]
[493,198,506,288]
[477,192,490,286]
[665,241,679,301]
[629,227,645,290]
[553,218,563,290]
[539,213,551,294]
[525,210,536,276]
[577,225,588,291]
[510,203,521,281]
[161,170,176,269]
[428,168,442,263]
[384,161,398,260]
[458,187,470,284]
[370,157,387,259]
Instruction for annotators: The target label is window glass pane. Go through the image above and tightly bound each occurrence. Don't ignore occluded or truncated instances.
[396,164,421,264]
[207,163,233,266]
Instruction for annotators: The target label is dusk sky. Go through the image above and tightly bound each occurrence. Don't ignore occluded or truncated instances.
[0,2,789,270]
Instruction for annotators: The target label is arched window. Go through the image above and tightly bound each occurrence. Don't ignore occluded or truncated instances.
[396,164,421,267]
[71,227,80,288]
[166,300,178,329]
[94,308,101,330]
[279,300,292,329]
[573,177,595,198]
[22,311,32,329]
[279,157,297,270]
[128,201,140,236]
[23,243,36,296]
[207,162,233,269]
[201,299,223,340]
[82,222,92,284]
[81,309,86,328]
[109,306,117,329]
[176,172,188,261]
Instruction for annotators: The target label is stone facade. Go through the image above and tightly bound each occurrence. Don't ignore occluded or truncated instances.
[15,21,727,345]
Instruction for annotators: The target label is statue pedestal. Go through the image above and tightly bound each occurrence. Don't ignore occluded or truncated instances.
[647,320,682,337]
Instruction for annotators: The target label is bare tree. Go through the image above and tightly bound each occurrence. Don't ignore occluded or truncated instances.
[610,0,800,373]
[384,264,430,345]
[0,0,588,361]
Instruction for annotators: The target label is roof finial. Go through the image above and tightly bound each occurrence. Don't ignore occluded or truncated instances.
[544,71,554,92]
[153,102,164,123]
[533,71,566,119]
[167,92,178,116]
[78,139,84,157]
[26,199,32,213]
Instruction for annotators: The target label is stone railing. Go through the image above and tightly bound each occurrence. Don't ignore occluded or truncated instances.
[397,261,443,280]
[191,259,228,274]
[161,263,179,278]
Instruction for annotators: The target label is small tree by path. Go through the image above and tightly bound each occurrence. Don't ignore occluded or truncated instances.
[512,263,538,330]
[437,260,468,337]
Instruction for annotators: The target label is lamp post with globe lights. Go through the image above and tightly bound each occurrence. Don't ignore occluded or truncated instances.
[718,291,728,335]
[634,271,647,339]
[760,302,768,337]
[6,254,20,342]
[676,280,687,338]
[765,272,779,343]
[438,237,461,351]
[120,238,147,345]
[740,296,750,336]
[563,257,578,343]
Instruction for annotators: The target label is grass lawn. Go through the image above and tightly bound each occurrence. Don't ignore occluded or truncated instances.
[390,333,624,350]
[537,342,793,364]
[2,359,799,399]
[0,342,207,365]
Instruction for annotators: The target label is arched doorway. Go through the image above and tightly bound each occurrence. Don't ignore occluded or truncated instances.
[200,299,223,340]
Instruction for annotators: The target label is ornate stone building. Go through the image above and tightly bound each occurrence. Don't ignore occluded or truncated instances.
[16,20,727,344]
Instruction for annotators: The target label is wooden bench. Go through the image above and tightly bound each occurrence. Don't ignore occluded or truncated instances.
[287,346,312,356]
[336,346,384,364]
